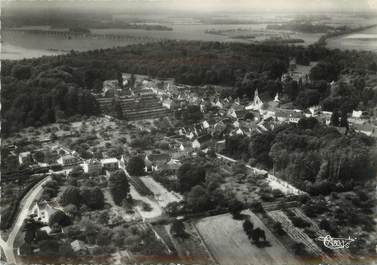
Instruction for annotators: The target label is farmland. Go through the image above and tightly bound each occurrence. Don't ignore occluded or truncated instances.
[268,210,326,257]
[326,25,377,52]
[195,210,300,265]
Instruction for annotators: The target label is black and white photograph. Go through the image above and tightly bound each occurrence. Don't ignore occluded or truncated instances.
[1,0,377,264]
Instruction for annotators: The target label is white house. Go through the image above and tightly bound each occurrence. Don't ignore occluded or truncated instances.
[144,159,158,173]
[275,109,303,124]
[192,139,201,149]
[202,120,210,129]
[81,159,102,175]
[308,106,321,116]
[288,112,303,124]
[71,240,86,252]
[186,131,194,140]
[179,144,185,151]
[227,108,238,119]
[214,99,223,109]
[19,151,32,165]
[352,110,363,119]
[57,155,78,166]
[236,128,244,135]
[31,201,59,224]
[162,98,173,109]
[100,158,119,171]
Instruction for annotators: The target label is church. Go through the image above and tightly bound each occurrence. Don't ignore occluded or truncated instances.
[245,89,263,111]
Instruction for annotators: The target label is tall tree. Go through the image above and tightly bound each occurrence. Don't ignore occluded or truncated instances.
[117,71,123,89]
[48,210,71,227]
[330,111,340,127]
[177,163,206,192]
[80,187,105,210]
[170,220,187,238]
[340,112,349,129]
[59,186,81,206]
[126,156,145,176]
[109,170,130,205]
[186,185,212,212]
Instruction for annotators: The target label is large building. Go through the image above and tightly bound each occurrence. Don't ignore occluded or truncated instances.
[100,158,119,171]
[97,93,170,120]
[81,159,102,175]
[57,155,78,166]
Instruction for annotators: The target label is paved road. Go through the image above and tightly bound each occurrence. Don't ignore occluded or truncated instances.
[0,176,51,265]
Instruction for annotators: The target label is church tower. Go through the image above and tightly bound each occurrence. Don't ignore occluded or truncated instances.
[246,89,263,111]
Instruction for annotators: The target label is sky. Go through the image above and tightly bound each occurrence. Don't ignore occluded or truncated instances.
[162,0,377,12]
[2,0,377,13]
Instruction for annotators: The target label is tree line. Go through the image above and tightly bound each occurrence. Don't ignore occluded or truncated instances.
[2,40,376,135]
[224,118,376,195]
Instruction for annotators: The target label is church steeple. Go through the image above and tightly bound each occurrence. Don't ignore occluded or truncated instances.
[253,89,263,107]
[246,89,263,111]
[274,93,280,102]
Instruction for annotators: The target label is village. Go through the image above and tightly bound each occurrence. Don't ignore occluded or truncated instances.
[1,60,376,265]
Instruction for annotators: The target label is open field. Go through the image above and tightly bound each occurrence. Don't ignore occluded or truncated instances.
[326,25,377,52]
[195,210,300,265]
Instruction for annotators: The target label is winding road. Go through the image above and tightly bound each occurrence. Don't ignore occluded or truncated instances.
[0,175,51,265]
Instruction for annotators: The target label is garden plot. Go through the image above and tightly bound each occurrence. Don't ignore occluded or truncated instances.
[268,210,326,257]
[290,208,349,259]
[103,189,141,223]
[130,185,163,220]
[140,176,183,208]
[195,210,300,265]
[165,222,216,264]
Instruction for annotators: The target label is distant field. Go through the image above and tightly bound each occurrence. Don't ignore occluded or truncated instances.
[326,25,377,52]
[3,12,376,60]
[2,22,322,60]
[195,210,300,265]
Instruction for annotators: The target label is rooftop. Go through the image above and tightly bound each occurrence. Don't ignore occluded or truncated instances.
[100,158,118,164]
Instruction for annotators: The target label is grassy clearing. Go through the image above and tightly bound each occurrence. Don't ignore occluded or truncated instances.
[195,210,300,265]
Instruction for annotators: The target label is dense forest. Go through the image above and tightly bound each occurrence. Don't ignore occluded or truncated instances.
[224,118,377,195]
[224,119,376,254]
[2,40,377,135]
